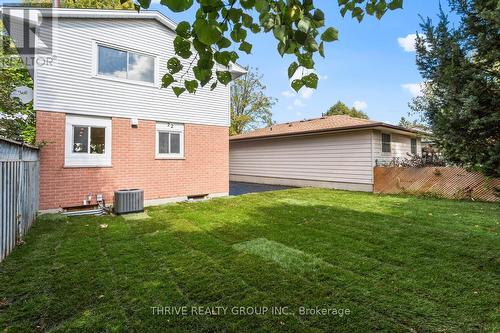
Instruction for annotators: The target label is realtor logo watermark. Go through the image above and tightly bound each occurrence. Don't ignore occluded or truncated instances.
[1,3,56,69]
[151,306,351,317]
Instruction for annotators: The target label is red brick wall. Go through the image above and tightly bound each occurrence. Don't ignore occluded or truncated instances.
[36,111,229,209]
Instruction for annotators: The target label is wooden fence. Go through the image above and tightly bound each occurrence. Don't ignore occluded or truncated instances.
[374,167,499,202]
[0,137,39,262]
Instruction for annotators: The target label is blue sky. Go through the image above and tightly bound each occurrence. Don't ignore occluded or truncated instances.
[149,0,449,125]
[1,0,449,124]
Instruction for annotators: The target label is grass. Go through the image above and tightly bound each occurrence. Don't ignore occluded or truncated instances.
[0,188,498,332]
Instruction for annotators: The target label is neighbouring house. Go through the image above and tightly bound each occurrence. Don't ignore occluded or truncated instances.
[2,8,246,210]
[229,115,422,192]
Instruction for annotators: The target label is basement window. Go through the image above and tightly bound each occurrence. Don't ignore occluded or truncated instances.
[65,115,112,167]
[382,133,391,153]
[156,122,184,159]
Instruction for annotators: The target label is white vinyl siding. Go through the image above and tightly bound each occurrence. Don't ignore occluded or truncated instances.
[35,18,230,126]
[372,130,421,165]
[230,131,374,185]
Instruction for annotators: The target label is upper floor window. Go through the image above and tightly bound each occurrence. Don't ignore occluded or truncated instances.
[411,138,417,154]
[97,45,155,84]
[382,133,391,153]
[65,115,112,167]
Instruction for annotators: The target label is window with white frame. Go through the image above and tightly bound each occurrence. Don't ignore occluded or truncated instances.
[65,115,112,167]
[97,45,155,84]
[156,123,184,159]
[382,133,391,153]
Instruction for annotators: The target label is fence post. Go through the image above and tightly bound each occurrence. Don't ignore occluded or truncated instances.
[0,138,39,262]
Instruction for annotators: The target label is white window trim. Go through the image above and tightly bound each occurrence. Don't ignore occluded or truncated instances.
[410,137,417,154]
[381,133,391,154]
[92,41,159,88]
[65,115,112,167]
[156,122,184,159]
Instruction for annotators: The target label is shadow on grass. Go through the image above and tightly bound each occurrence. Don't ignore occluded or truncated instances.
[1,188,498,332]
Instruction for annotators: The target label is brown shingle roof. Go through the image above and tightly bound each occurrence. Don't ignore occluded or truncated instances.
[230,115,418,141]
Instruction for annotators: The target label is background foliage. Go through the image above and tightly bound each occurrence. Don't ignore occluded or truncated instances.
[325,100,368,119]
[230,67,275,135]
[411,0,499,177]
[0,22,35,143]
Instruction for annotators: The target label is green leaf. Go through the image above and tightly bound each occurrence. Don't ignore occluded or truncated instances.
[216,71,232,85]
[321,27,339,42]
[284,4,301,22]
[298,53,314,69]
[277,42,286,56]
[388,0,403,10]
[288,61,299,79]
[194,21,222,45]
[337,0,349,5]
[250,23,261,33]
[302,73,318,88]
[259,13,275,31]
[172,86,186,97]
[239,41,252,54]
[214,51,232,66]
[305,37,319,52]
[173,36,193,59]
[255,0,269,13]
[196,56,214,70]
[184,80,199,93]
[230,27,247,42]
[161,73,175,88]
[216,37,231,49]
[318,41,325,57]
[138,0,151,9]
[228,8,242,23]
[167,57,183,74]
[297,17,311,33]
[340,6,348,17]
[294,30,308,45]
[312,9,325,28]
[273,25,286,43]
[352,7,364,22]
[193,66,212,86]
[291,79,304,92]
[240,0,255,9]
[242,13,253,28]
[366,3,375,15]
[160,0,193,12]
[175,21,191,38]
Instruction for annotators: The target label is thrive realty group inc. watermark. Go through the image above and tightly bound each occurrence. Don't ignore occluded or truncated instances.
[151,306,351,317]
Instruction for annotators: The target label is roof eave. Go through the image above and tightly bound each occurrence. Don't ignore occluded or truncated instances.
[229,123,423,142]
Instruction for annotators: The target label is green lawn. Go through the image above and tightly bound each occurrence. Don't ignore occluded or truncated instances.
[1,188,499,332]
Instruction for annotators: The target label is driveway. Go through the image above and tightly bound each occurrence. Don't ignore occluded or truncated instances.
[229,181,294,196]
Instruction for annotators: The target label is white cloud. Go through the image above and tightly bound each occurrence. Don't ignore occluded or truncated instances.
[293,98,305,107]
[300,88,314,99]
[353,100,368,110]
[287,105,293,110]
[281,90,294,97]
[402,83,424,97]
[398,34,417,52]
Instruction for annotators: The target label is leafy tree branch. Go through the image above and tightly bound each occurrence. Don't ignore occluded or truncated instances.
[133,0,403,96]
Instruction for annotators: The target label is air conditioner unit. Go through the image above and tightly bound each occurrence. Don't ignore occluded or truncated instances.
[114,189,144,214]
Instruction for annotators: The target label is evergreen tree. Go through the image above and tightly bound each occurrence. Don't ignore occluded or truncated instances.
[411,0,499,177]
